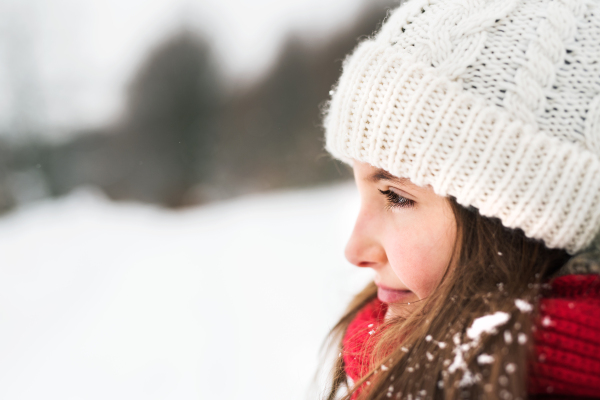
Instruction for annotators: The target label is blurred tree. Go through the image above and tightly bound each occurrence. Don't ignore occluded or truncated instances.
[0,140,16,211]
[28,30,222,208]
[113,30,221,206]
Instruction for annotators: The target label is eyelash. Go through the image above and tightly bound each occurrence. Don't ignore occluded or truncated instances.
[378,189,415,209]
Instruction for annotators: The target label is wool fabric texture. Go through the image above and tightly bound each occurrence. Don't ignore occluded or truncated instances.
[343,274,600,399]
[324,0,600,254]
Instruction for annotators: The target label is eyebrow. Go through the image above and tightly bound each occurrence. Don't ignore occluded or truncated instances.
[366,169,413,186]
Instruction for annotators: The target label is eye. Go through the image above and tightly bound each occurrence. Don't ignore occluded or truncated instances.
[378,189,415,209]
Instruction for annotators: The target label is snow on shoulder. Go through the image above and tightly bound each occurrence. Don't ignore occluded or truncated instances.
[466,312,510,342]
[514,299,533,313]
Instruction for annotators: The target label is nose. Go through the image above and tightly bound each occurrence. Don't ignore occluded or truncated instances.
[344,209,387,268]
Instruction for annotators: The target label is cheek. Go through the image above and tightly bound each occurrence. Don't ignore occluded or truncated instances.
[384,218,455,298]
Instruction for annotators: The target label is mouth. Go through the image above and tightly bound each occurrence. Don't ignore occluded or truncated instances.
[376,284,414,304]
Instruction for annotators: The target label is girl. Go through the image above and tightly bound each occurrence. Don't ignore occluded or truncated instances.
[322,0,600,399]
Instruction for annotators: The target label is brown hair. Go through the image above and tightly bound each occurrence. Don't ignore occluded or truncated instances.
[323,197,570,400]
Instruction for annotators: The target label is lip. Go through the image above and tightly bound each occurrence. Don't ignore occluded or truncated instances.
[376,284,414,304]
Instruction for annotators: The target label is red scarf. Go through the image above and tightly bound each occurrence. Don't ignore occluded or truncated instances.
[342,275,600,399]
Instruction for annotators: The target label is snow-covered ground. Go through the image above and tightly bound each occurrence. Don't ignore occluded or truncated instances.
[0,183,373,399]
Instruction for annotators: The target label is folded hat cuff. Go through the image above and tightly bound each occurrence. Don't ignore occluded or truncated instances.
[325,42,600,254]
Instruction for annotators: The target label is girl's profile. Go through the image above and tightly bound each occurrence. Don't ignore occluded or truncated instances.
[322,0,600,399]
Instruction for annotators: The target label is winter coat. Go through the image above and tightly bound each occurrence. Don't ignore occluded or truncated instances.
[342,249,600,399]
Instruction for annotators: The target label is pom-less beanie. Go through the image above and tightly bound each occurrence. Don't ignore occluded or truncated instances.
[324,0,600,254]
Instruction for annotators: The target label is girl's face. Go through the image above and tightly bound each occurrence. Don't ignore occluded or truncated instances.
[346,162,457,318]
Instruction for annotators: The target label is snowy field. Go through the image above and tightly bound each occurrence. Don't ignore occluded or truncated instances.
[0,183,373,399]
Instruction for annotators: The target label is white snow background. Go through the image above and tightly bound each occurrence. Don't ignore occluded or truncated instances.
[0,183,373,399]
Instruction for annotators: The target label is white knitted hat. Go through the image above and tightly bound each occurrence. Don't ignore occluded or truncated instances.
[325,0,600,254]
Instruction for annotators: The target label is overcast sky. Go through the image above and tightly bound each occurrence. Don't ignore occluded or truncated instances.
[0,0,385,139]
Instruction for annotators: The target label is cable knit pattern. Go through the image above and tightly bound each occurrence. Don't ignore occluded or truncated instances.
[325,0,600,253]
